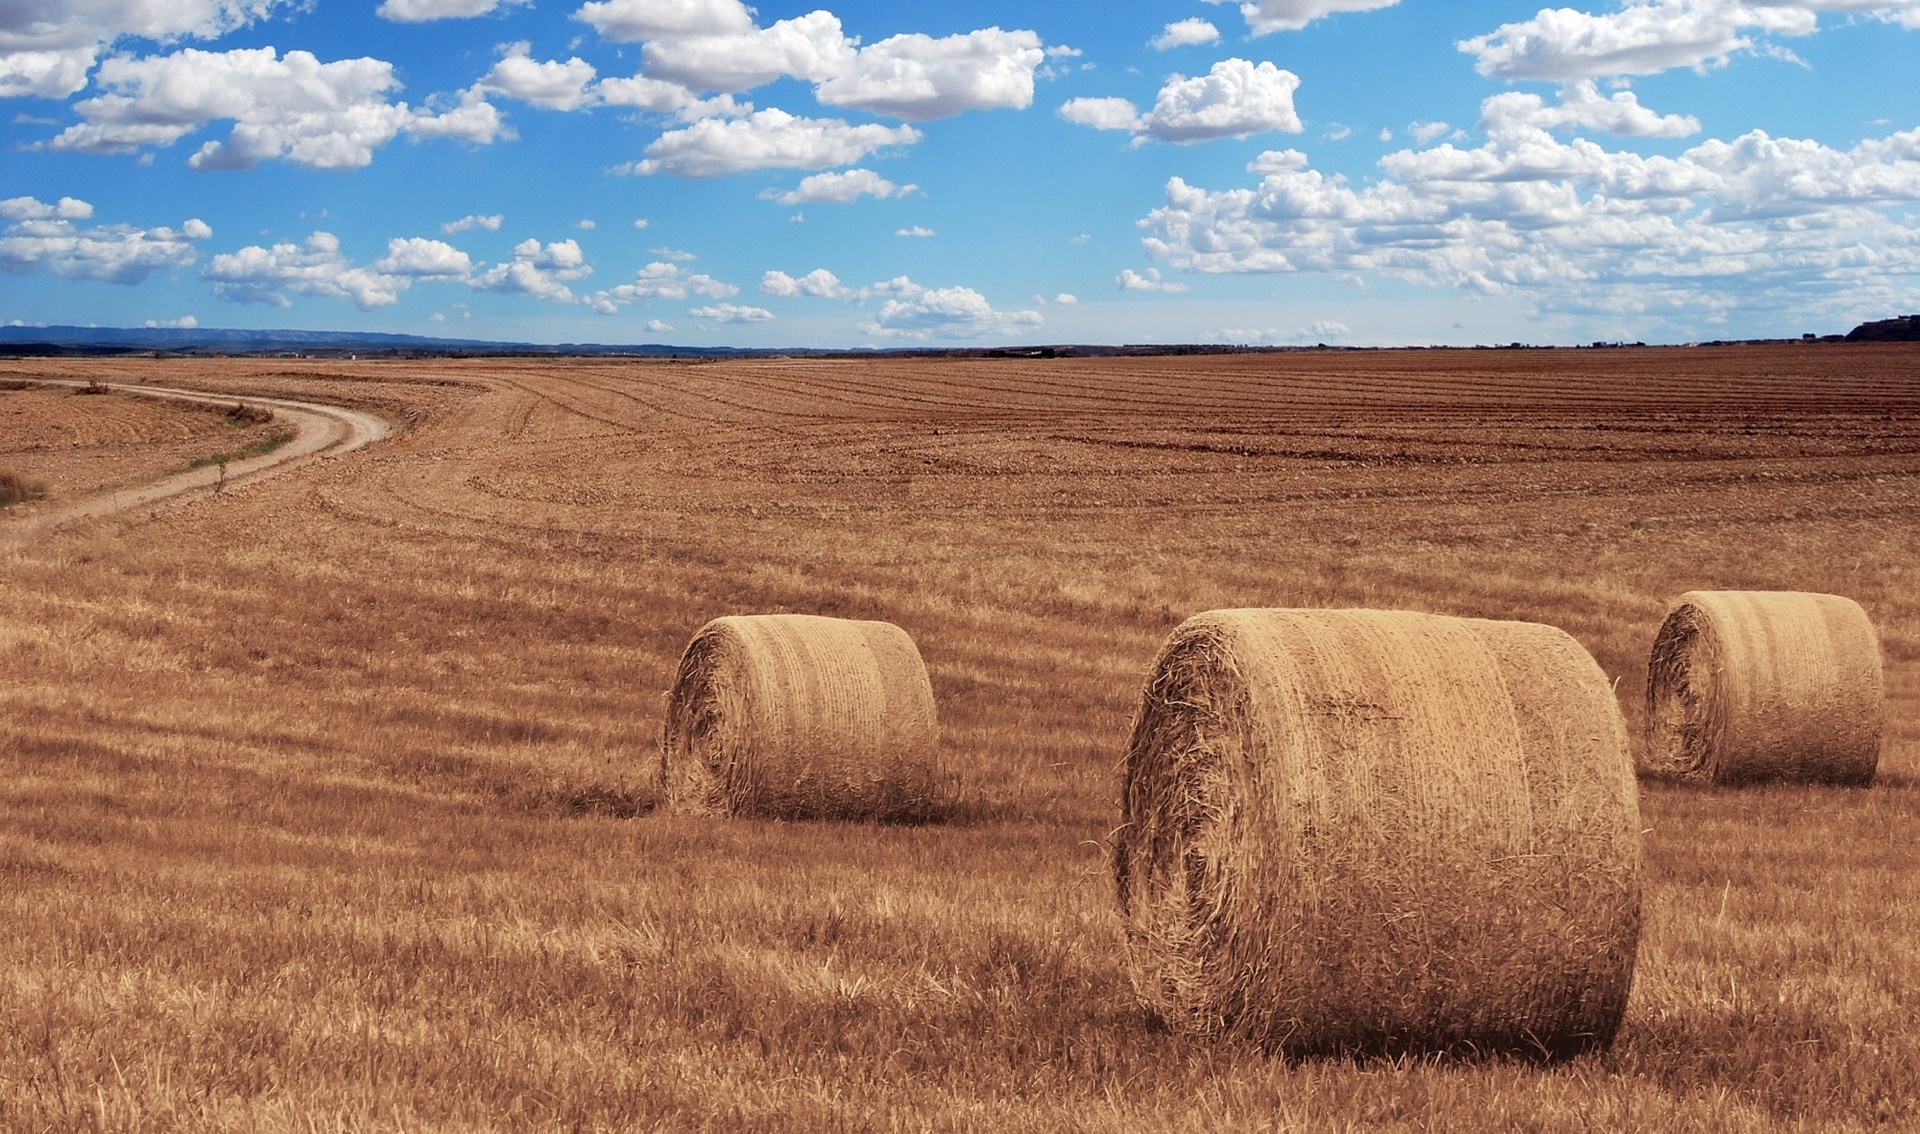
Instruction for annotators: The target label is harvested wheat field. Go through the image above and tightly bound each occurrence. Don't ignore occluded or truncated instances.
[1,345,1917,1130]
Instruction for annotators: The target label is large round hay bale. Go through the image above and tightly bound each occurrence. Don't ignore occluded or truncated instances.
[1114,608,1642,1059]
[661,614,941,821]
[1643,591,1883,785]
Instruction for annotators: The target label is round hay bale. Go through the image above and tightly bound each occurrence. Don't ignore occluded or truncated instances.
[1114,608,1642,1059]
[1643,590,1883,785]
[661,614,941,821]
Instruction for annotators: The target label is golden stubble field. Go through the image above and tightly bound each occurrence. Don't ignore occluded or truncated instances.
[1,346,1917,1131]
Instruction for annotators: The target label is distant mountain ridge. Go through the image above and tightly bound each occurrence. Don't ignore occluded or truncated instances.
[5,320,1912,356]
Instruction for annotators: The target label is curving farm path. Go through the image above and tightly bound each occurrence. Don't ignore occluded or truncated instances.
[0,379,389,546]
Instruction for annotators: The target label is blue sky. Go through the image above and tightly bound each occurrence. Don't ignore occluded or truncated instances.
[3,0,1917,347]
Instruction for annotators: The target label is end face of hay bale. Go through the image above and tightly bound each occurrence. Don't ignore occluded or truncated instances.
[1643,591,1883,785]
[1114,608,1642,1060]
[661,614,942,821]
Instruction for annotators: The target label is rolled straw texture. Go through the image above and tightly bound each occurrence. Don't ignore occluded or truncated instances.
[1643,591,1883,785]
[661,614,941,821]
[1114,608,1643,1059]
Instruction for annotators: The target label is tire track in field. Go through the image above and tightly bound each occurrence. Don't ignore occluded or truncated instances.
[1,380,389,547]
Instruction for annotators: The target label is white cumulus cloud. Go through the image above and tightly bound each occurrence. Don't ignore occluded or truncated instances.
[480,44,598,111]
[689,301,774,323]
[204,232,414,309]
[1118,267,1191,293]
[442,213,504,234]
[378,0,530,22]
[640,10,854,92]
[1207,0,1403,35]
[762,268,848,297]
[35,47,506,169]
[371,237,473,278]
[471,237,592,303]
[1153,19,1223,49]
[815,27,1047,120]
[573,0,757,42]
[0,0,294,99]
[1061,59,1303,144]
[764,168,917,205]
[587,6,1049,122]
[586,260,737,313]
[1137,114,1920,333]
[857,276,1044,340]
[0,196,209,284]
[1479,81,1700,138]
[1458,0,1920,82]
[1059,97,1144,133]
[632,108,920,177]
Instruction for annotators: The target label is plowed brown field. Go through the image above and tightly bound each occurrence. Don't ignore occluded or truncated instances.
[2,345,1916,1131]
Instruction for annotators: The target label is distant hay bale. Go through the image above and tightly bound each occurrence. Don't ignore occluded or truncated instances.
[1114,608,1642,1059]
[661,614,941,821]
[1643,591,1883,785]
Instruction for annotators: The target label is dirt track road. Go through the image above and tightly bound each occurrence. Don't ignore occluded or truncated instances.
[0,380,389,546]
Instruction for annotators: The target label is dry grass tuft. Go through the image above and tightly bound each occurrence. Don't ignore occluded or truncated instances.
[0,468,49,506]
[662,614,944,822]
[1115,608,1643,1059]
[1643,590,1884,785]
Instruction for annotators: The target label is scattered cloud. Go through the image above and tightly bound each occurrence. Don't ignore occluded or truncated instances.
[371,236,473,278]
[471,237,591,302]
[480,43,598,111]
[763,168,918,205]
[34,47,506,169]
[0,0,297,100]
[616,11,1048,122]
[1152,19,1222,49]
[1218,320,1352,343]
[650,246,696,261]
[0,196,210,284]
[586,260,736,313]
[640,10,852,93]
[443,213,504,234]
[1206,0,1402,36]
[575,0,758,44]
[630,108,921,176]
[1118,267,1191,293]
[815,27,1047,120]
[1479,81,1699,139]
[689,301,774,322]
[378,0,531,22]
[857,276,1043,339]
[1060,59,1303,144]
[1458,0,1920,83]
[1138,114,1920,331]
[204,231,415,308]
[762,268,849,298]
[896,226,935,238]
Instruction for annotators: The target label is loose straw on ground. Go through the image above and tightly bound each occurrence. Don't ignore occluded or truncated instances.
[1644,590,1883,785]
[661,614,941,821]
[1114,608,1643,1059]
